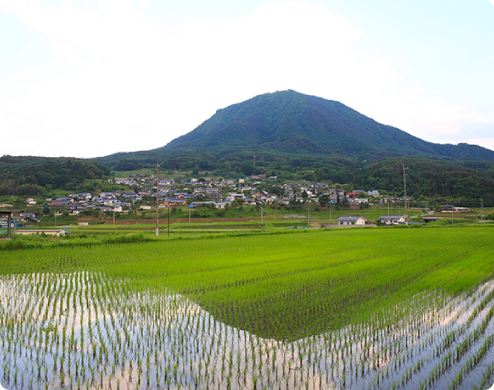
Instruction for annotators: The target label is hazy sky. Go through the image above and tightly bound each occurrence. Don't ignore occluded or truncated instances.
[1,0,494,158]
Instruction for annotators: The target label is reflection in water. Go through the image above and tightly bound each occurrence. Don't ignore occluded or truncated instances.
[1,273,493,389]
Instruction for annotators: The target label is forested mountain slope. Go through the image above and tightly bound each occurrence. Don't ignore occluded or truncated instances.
[165,90,494,160]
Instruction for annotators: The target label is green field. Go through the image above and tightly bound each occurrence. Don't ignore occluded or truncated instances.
[1,226,494,389]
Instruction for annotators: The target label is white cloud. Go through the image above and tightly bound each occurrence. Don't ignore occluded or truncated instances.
[0,0,493,157]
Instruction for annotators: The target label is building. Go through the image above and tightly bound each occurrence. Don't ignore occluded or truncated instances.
[378,215,407,225]
[336,216,369,226]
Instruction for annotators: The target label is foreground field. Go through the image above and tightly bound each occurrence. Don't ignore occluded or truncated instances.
[1,226,494,389]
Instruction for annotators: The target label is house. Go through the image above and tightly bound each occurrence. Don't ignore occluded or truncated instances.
[226,194,246,201]
[115,178,129,185]
[25,198,37,205]
[208,189,222,200]
[68,193,91,201]
[122,192,138,200]
[347,191,364,199]
[48,200,66,208]
[18,212,37,223]
[162,198,187,207]
[274,198,291,205]
[440,205,470,213]
[337,216,369,226]
[103,199,118,206]
[55,197,73,204]
[19,212,37,219]
[173,192,188,199]
[66,204,88,214]
[378,215,407,225]
[99,192,115,199]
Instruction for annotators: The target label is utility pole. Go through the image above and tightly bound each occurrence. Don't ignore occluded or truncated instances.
[481,198,483,221]
[329,202,332,224]
[156,162,160,238]
[403,165,409,226]
[113,207,115,229]
[167,206,170,238]
[189,206,191,227]
[261,204,263,226]
[452,204,454,225]
[307,204,310,227]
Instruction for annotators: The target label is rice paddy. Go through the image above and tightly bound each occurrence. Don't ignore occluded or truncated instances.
[1,226,493,389]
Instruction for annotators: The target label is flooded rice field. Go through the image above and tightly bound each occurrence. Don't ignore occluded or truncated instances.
[1,271,494,389]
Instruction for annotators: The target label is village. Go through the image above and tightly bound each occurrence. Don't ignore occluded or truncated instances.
[1,172,474,236]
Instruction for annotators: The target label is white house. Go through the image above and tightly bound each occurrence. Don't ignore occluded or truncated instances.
[378,215,406,225]
[336,216,369,226]
[226,194,246,201]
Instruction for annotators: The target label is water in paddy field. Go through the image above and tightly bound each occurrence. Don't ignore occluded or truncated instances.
[1,272,494,389]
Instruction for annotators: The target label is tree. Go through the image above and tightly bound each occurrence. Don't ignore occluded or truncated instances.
[319,194,330,207]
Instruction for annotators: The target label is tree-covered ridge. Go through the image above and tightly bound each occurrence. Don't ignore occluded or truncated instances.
[352,158,494,202]
[0,155,111,195]
[164,90,494,160]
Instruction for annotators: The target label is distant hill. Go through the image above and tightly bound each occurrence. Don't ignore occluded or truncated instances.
[164,90,494,160]
[0,156,110,195]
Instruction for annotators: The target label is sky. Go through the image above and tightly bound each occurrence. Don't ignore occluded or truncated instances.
[1,0,494,158]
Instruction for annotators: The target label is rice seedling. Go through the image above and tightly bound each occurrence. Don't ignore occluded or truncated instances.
[0,227,494,389]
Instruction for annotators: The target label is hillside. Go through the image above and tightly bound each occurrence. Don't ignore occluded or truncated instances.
[0,156,111,195]
[165,90,494,160]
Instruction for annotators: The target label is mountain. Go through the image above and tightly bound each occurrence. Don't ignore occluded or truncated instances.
[165,90,494,160]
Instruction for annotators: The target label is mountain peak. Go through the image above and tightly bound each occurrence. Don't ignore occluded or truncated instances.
[165,91,494,160]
